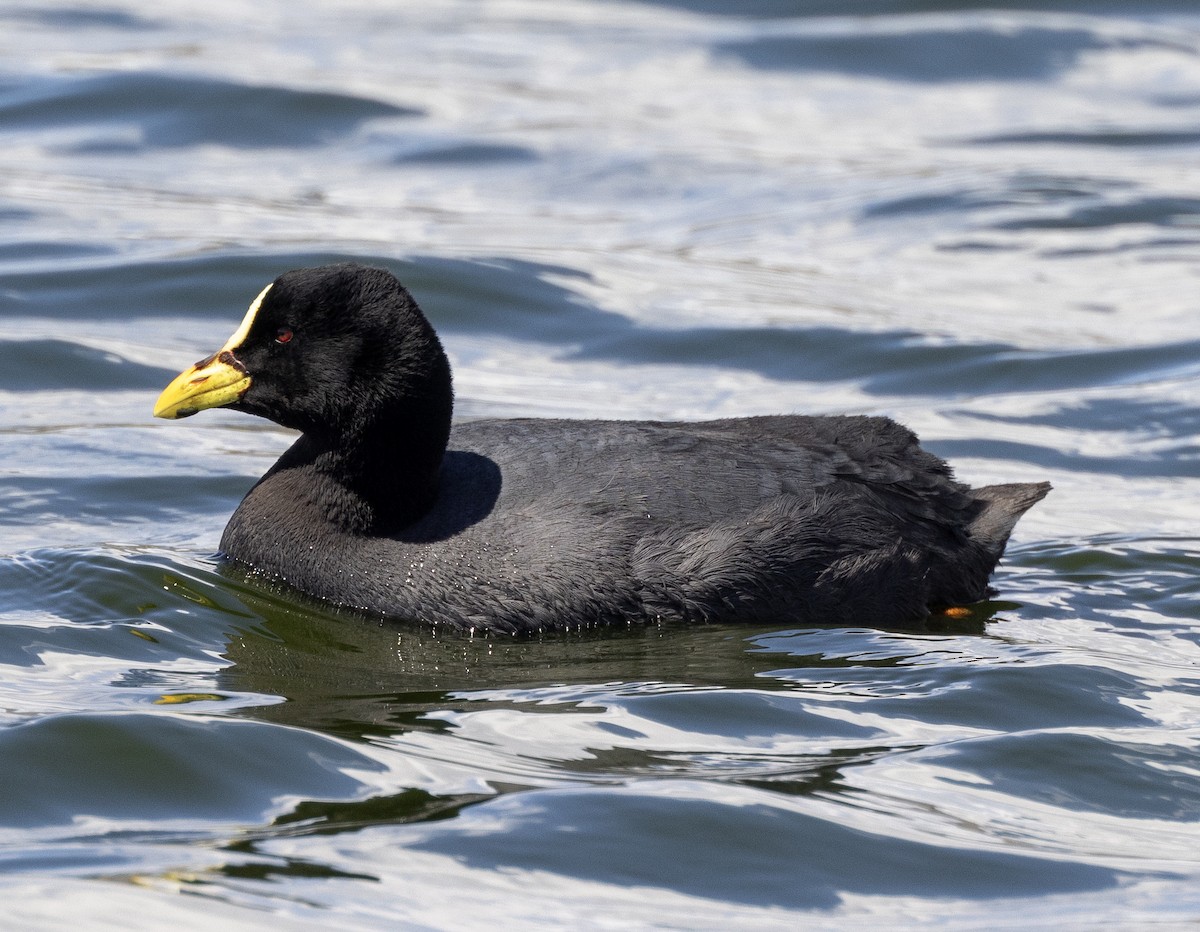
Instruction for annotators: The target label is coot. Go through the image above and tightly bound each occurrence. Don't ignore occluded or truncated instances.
[154,263,1049,632]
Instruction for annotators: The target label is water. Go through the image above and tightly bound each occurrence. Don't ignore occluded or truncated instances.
[2,1,1199,927]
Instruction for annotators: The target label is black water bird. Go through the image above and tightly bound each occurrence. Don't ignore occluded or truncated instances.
[154,263,1049,633]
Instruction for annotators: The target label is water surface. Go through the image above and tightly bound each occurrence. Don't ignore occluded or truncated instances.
[1,1,1198,928]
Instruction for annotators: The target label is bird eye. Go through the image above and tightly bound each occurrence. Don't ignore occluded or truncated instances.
[275,327,294,344]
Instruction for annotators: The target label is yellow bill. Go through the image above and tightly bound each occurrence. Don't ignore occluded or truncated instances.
[153,351,251,419]
[153,283,272,419]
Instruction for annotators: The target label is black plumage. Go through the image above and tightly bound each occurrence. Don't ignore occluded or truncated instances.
[155,263,1049,633]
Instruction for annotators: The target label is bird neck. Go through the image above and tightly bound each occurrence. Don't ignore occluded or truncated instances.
[274,387,452,535]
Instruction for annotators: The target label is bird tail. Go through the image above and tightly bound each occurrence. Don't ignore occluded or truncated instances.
[968,481,1051,559]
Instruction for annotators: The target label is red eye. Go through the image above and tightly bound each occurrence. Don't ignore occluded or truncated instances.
[275,327,294,344]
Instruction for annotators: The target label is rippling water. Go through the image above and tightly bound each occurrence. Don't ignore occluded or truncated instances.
[2,1,1199,927]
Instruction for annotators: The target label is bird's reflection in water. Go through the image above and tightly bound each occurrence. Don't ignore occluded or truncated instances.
[205,567,1000,854]
[215,566,992,743]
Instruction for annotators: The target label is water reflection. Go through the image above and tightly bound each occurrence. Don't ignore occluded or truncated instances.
[216,567,995,737]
